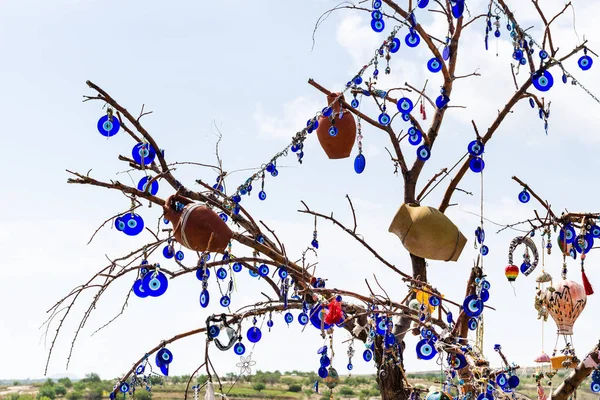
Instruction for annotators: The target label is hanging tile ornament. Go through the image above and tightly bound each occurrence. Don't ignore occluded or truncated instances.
[578,48,593,71]
[467,140,485,156]
[137,176,159,195]
[462,295,483,317]
[133,278,148,298]
[416,338,437,360]
[97,108,120,137]
[175,250,184,261]
[216,268,227,280]
[163,243,174,259]
[427,58,443,73]
[574,234,594,254]
[398,97,414,114]
[442,37,451,60]
[469,157,485,173]
[559,224,576,244]
[532,70,554,92]
[416,145,431,161]
[233,342,246,356]
[451,0,465,18]
[371,18,385,33]
[132,142,156,165]
[119,382,130,394]
[284,312,294,325]
[468,317,478,331]
[258,264,269,276]
[516,189,531,205]
[155,348,173,376]
[408,128,422,145]
[232,262,242,273]
[363,349,373,362]
[378,110,391,125]
[480,245,489,256]
[120,213,144,236]
[417,0,429,8]
[247,320,262,343]
[405,29,420,48]
[436,93,450,109]
[475,227,485,245]
[389,37,401,53]
[354,153,366,174]
[142,269,169,297]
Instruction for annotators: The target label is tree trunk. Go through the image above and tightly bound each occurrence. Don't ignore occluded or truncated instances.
[376,357,410,400]
[378,253,427,400]
[374,173,428,400]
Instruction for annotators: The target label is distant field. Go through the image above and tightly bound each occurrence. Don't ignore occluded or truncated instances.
[1,368,598,400]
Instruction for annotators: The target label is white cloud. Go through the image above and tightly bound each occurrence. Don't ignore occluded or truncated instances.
[253,96,322,140]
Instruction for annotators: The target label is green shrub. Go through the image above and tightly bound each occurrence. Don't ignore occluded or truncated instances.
[37,385,56,400]
[66,391,83,400]
[58,379,72,389]
[339,386,355,396]
[54,385,67,397]
[288,384,302,392]
[82,387,102,400]
[252,382,266,392]
[133,390,152,400]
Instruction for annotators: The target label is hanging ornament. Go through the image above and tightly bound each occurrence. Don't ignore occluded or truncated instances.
[506,235,539,279]
[388,203,467,262]
[316,93,356,159]
[532,70,554,92]
[578,48,593,71]
[163,195,232,253]
[97,108,120,137]
[155,347,173,376]
[354,115,366,174]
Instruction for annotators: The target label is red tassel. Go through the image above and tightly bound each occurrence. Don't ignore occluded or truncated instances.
[324,299,343,325]
[582,267,594,295]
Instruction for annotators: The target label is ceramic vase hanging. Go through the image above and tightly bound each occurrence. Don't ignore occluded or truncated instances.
[163,194,232,253]
[388,203,467,262]
[316,92,356,159]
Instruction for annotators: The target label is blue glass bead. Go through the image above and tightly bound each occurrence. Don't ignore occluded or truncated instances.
[354,154,366,174]
[258,190,267,201]
[371,18,385,33]
[97,115,121,137]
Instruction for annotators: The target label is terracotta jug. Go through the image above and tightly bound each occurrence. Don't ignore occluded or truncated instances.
[388,203,467,262]
[163,194,232,253]
[315,92,356,159]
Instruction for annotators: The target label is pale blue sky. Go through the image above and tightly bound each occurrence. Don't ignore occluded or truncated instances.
[1,0,600,383]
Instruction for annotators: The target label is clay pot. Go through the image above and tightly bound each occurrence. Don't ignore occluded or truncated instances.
[315,92,356,159]
[388,203,467,262]
[163,195,232,253]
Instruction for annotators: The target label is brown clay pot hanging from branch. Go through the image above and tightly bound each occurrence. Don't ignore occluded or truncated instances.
[163,194,232,253]
[388,203,467,262]
[316,92,356,159]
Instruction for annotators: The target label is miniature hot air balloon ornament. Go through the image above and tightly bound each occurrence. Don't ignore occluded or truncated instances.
[543,275,587,370]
